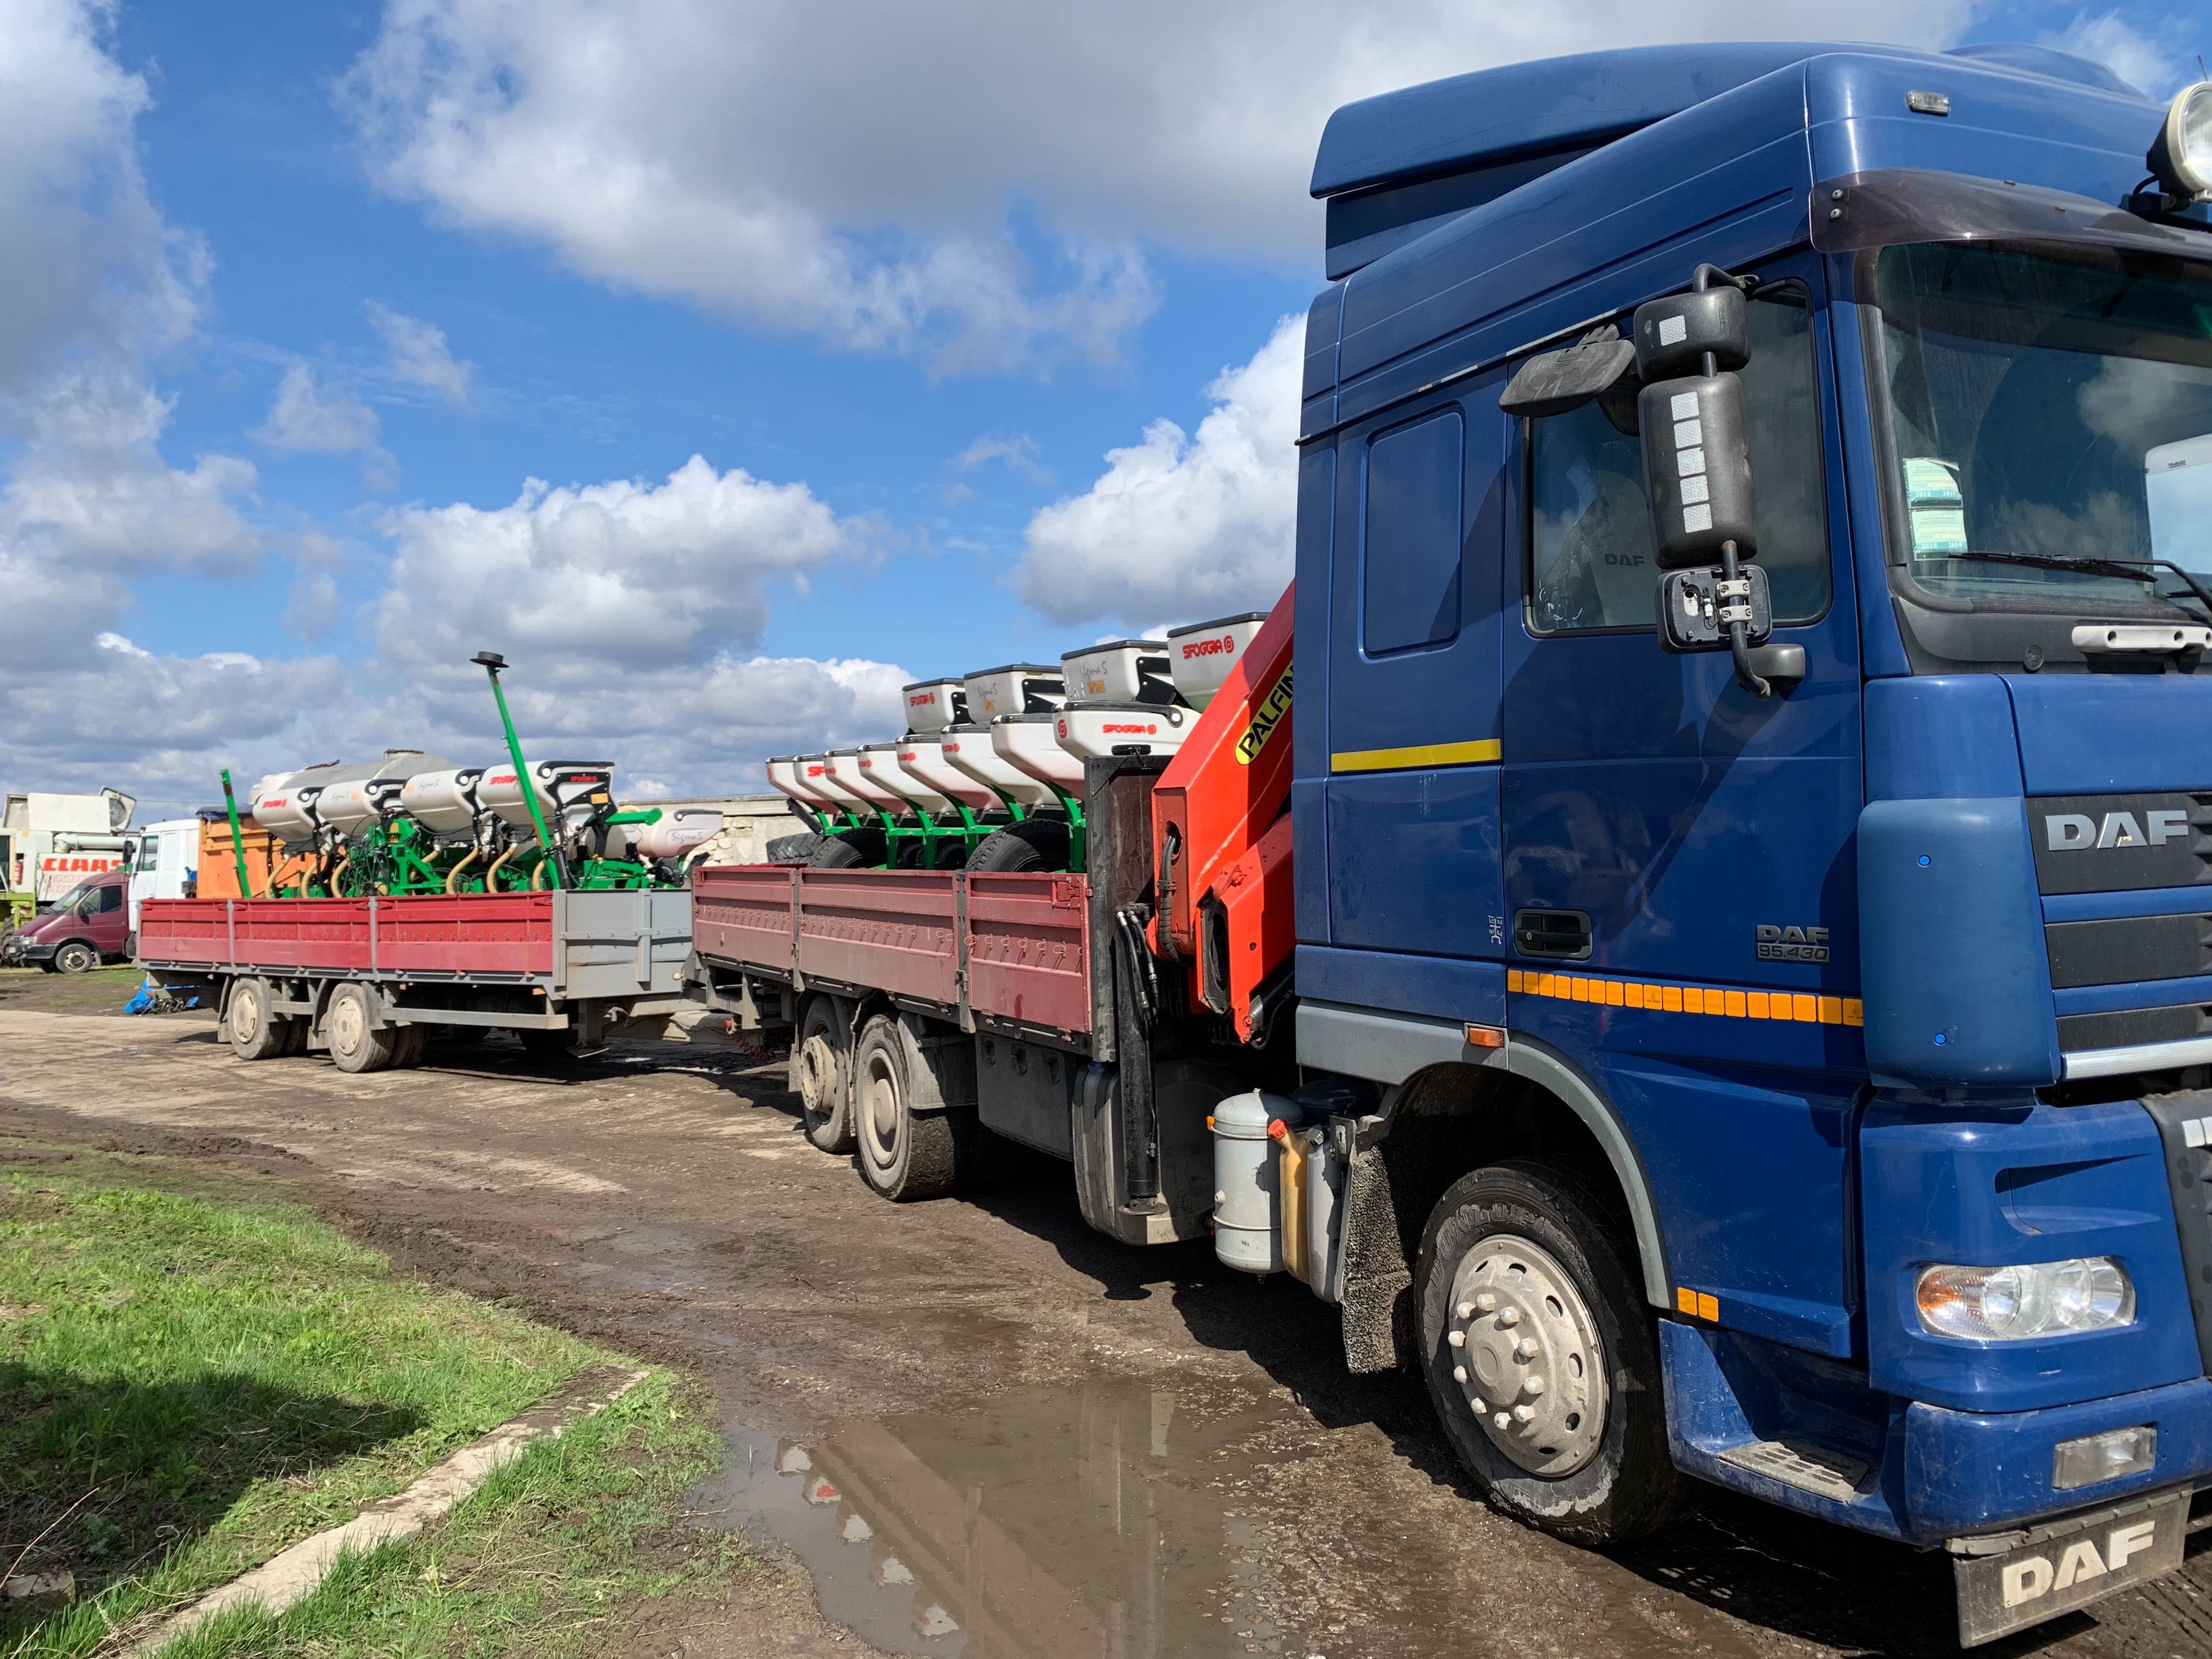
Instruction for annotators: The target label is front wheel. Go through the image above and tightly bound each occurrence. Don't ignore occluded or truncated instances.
[52,940,98,975]
[1415,1159,1695,1547]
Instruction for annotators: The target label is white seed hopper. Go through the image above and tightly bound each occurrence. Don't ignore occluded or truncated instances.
[251,760,378,844]
[398,766,491,834]
[794,754,867,811]
[939,724,1056,809]
[891,735,998,811]
[962,663,1064,722]
[628,808,723,861]
[481,761,616,831]
[901,678,969,734]
[825,748,905,810]
[1164,612,1269,709]
[765,758,821,812]
[1053,702,1194,761]
[1059,640,1180,707]
[992,712,1086,795]
[857,741,951,811]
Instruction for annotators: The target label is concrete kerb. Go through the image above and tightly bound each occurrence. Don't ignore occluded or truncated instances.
[119,1362,649,1657]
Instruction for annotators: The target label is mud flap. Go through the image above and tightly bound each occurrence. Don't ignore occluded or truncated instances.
[1951,1484,2188,1646]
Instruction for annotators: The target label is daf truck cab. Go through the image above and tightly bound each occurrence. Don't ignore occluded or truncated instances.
[1285,41,2212,1642]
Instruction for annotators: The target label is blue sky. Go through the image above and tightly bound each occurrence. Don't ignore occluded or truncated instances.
[1,1,2204,814]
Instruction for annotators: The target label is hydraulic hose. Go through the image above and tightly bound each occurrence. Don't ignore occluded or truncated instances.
[484,842,522,893]
[444,848,479,896]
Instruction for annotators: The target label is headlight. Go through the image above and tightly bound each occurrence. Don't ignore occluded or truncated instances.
[1915,1257,2135,1340]
[2148,82,2212,200]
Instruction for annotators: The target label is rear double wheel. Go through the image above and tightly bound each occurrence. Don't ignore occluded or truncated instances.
[325,981,400,1074]
[853,1014,974,1200]
[792,996,856,1153]
[1415,1159,1693,1547]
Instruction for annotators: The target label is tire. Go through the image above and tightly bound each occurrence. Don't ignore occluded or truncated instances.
[1415,1158,1694,1547]
[766,832,825,864]
[225,976,291,1061]
[807,830,884,868]
[392,1023,430,1068]
[964,817,1069,873]
[791,995,856,1153]
[52,940,99,975]
[852,1014,974,1200]
[325,982,400,1074]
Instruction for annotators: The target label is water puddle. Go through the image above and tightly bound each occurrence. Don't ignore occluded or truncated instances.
[689,1381,1305,1657]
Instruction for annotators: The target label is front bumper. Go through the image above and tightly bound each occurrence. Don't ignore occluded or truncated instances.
[12,940,56,964]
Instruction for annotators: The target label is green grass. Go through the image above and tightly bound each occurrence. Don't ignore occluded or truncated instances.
[0,1151,743,1658]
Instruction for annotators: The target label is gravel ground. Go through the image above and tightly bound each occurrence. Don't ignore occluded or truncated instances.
[1,984,2205,1658]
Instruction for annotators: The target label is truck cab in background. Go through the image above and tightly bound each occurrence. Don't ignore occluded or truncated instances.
[125,818,203,939]
[1284,40,2212,1642]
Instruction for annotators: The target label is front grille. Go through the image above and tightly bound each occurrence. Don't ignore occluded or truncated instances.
[2058,1004,2212,1053]
[2029,791,2212,895]
[2046,913,2212,988]
[2140,1090,2212,1373]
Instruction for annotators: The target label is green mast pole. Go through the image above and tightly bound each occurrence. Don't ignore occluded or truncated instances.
[219,769,253,897]
[471,651,571,889]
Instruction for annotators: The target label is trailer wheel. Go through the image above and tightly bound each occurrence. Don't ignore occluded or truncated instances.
[964,818,1069,873]
[853,1015,972,1200]
[808,829,885,868]
[792,996,856,1153]
[325,982,400,1074]
[392,1023,430,1068]
[1415,1159,1694,1547]
[52,940,99,975]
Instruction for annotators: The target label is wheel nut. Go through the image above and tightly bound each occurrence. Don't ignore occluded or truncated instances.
[1496,1307,1522,1328]
[1452,1365,1468,1385]
[1514,1338,1539,1362]
[1470,1396,1486,1412]
[1512,1404,1536,1423]
[1447,1329,1465,1348]
[1474,1293,1499,1313]
[1455,1301,1475,1321]
[1522,1376,1545,1397]
[1493,1412,1511,1430]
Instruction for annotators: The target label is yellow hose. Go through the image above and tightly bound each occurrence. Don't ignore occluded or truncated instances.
[484,842,521,893]
[329,849,351,896]
[444,848,479,896]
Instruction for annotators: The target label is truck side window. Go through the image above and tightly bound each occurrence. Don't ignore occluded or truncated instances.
[1527,284,1829,631]
[1362,408,1464,656]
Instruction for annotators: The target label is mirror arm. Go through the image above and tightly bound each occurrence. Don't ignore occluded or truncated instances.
[1718,540,1772,698]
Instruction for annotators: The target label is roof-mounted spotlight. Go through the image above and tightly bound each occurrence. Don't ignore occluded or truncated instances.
[2147,82,2212,202]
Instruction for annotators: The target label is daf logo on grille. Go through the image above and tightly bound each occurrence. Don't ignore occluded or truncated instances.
[2044,809,2191,850]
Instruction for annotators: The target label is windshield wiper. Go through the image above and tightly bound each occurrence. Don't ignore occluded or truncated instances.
[1942,549,2212,616]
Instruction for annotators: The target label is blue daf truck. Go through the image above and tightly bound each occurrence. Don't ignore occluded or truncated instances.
[1285,38,2212,1646]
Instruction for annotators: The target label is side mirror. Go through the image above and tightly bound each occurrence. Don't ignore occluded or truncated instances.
[1632,270,1798,697]
[1499,325,1637,418]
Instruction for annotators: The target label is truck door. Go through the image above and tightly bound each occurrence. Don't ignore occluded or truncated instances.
[1499,260,1866,1358]
[1311,371,1509,1023]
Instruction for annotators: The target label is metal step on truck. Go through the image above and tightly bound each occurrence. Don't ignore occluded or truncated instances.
[152,40,2212,1645]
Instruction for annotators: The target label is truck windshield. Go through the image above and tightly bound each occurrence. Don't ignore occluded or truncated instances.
[1876,242,2212,610]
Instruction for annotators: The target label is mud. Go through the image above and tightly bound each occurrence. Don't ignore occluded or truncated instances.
[2,1005,2206,1658]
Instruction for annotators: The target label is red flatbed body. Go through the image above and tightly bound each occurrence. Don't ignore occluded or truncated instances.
[138,893,555,978]
[691,865,1094,1043]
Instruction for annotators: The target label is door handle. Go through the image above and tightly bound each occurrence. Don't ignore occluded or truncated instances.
[1514,909,1592,960]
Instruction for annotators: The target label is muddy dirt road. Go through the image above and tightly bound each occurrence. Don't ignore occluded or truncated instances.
[2,995,2205,1658]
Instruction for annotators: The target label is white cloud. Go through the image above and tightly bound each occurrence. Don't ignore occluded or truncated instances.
[1018,315,1301,628]
[256,361,381,454]
[368,300,472,405]
[2040,12,2197,99]
[953,433,1049,486]
[338,1,1980,370]
[373,453,865,674]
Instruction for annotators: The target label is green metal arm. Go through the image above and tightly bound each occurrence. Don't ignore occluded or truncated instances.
[472,651,571,889]
[219,769,253,896]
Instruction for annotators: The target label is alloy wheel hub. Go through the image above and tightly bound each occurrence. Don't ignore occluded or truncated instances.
[1446,1233,1607,1477]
